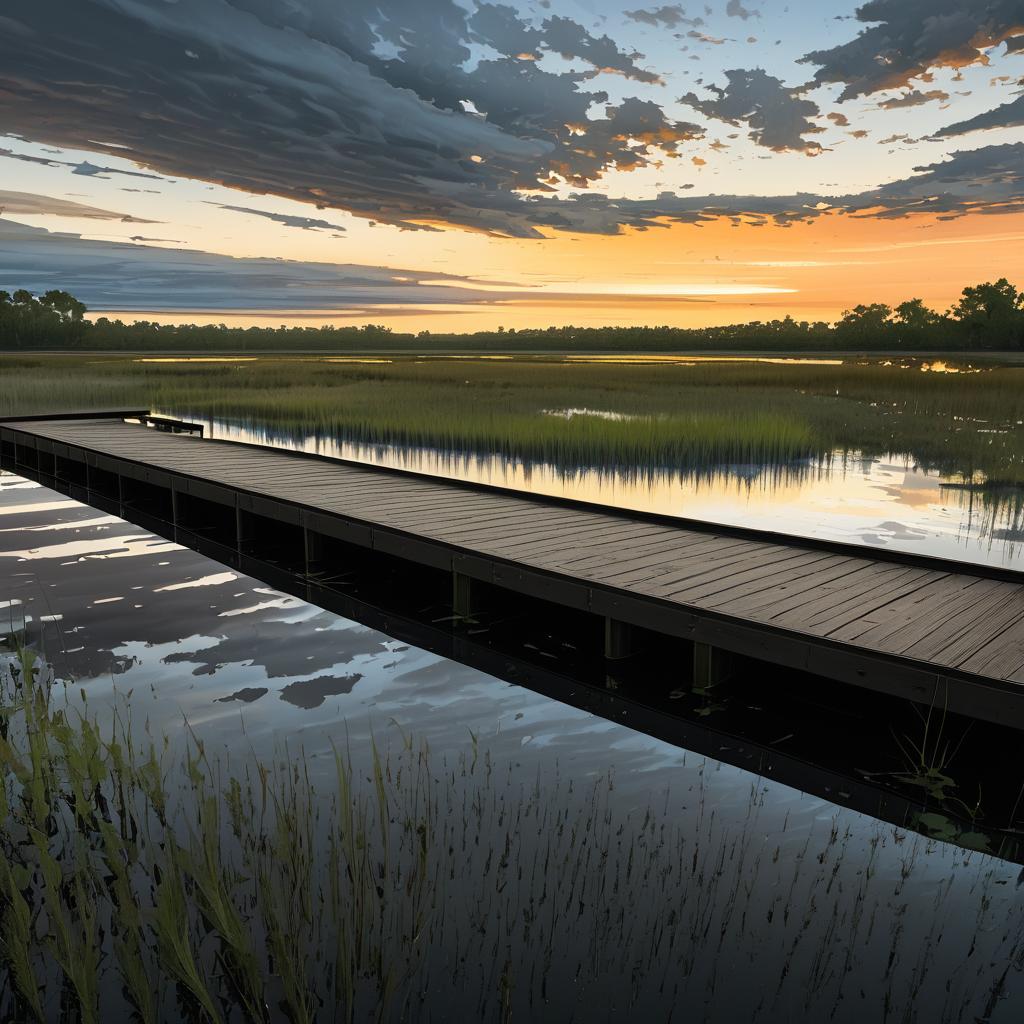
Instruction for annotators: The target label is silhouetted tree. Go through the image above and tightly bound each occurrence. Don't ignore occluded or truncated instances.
[834,303,893,344]
[0,288,89,347]
[949,279,1024,349]
[39,289,87,321]
[890,298,948,347]
[894,299,940,330]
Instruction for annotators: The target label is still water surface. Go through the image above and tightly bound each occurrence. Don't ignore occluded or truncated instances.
[2,470,1023,1021]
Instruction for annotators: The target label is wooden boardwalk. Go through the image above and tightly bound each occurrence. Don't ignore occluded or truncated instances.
[4,413,1024,728]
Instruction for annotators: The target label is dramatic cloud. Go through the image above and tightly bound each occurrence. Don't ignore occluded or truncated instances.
[844,142,1024,220]
[209,204,349,233]
[546,98,702,185]
[680,69,823,152]
[469,5,663,82]
[539,15,662,84]
[2,2,1021,244]
[0,190,156,222]
[497,142,1024,234]
[0,0,695,238]
[936,93,1024,135]
[803,0,1024,100]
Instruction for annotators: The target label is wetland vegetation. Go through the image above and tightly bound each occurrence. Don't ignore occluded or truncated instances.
[2,351,1024,490]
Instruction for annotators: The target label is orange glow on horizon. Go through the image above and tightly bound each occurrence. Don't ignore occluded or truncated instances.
[85,209,1024,334]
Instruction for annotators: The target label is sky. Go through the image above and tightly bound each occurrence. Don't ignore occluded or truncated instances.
[1,0,1023,331]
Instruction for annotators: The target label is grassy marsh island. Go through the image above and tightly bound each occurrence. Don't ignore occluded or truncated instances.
[2,354,1024,489]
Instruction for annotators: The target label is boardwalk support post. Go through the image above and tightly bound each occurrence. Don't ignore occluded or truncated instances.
[452,572,475,619]
[304,529,323,575]
[604,618,634,661]
[693,642,734,693]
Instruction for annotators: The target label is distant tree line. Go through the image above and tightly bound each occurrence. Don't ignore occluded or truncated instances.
[1,279,1023,352]
[0,289,89,347]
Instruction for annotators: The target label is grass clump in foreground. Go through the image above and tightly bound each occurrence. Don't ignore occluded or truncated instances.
[0,647,435,1023]
[1,646,1024,1021]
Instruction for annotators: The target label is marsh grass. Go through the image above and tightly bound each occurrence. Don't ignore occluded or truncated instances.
[0,648,1023,1021]
[3,355,1024,487]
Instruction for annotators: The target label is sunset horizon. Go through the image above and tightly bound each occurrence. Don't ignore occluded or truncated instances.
[2,0,1023,332]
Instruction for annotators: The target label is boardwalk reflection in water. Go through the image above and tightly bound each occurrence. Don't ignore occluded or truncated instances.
[2,471,1023,1021]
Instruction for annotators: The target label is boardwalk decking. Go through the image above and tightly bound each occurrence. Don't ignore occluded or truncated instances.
[4,413,1024,728]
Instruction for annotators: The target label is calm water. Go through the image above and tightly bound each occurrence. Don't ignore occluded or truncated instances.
[181,416,1024,571]
[2,470,1023,1021]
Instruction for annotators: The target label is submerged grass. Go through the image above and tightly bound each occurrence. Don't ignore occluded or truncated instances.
[0,646,1023,1021]
[2,354,1024,486]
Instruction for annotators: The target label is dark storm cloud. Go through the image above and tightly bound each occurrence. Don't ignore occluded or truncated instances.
[3,0,1023,241]
[468,3,545,55]
[209,204,349,233]
[0,0,694,238]
[464,4,661,81]
[936,93,1024,135]
[0,0,544,236]
[680,69,823,152]
[802,0,1024,100]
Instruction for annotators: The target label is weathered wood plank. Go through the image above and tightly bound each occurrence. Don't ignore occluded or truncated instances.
[902,583,1024,665]
[789,568,944,634]
[581,537,776,589]
[827,575,983,645]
